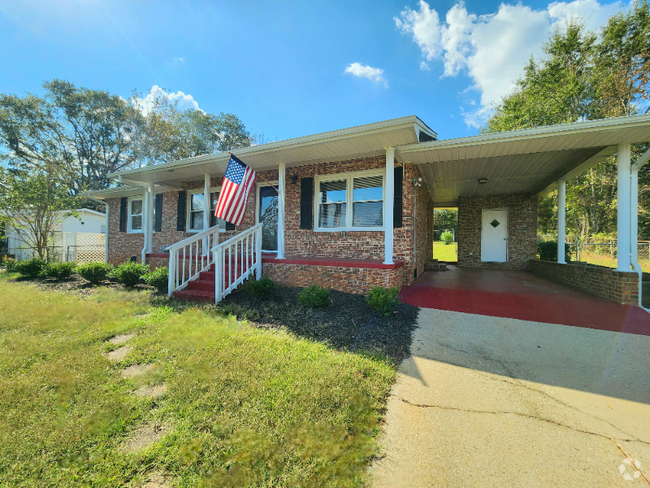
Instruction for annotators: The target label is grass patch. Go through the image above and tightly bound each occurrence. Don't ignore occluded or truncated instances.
[0,275,395,487]
[432,241,457,262]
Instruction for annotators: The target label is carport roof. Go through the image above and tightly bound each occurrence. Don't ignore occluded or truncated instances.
[398,114,650,206]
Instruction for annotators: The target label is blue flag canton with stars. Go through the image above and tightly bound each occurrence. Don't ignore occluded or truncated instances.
[226,155,247,185]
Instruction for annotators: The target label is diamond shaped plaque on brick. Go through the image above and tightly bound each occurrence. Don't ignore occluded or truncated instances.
[491,219,500,228]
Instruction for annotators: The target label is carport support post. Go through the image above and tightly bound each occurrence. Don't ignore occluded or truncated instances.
[557,179,566,264]
[384,147,395,265]
[277,162,285,260]
[617,143,632,271]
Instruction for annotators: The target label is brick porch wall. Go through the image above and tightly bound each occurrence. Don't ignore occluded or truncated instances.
[106,156,432,287]
[457,194,537,270]
[263,262,404,295]
[528,259,640,305]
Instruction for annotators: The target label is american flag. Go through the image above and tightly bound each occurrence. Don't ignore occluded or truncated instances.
[214,154,257,226]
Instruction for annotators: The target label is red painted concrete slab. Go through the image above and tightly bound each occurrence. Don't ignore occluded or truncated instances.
[400,267,650,336]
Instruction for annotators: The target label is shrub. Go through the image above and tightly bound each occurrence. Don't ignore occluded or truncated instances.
[441,230,454,245]
[1,256,17,273]
[299,284,330,308]
[43,261,76,280]
[14,258,47,278]
[245,275,277,300]
[111,261,150,287]
[142,266,169,294]
[76,262,114,284]
[367,286,401,317]
[537,241,572,263]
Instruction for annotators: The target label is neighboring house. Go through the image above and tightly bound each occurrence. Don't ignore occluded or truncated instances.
[1,208,106,262]
[88,114,650,306]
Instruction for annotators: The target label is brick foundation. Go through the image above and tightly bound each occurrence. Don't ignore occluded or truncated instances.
[528,259,640,305]
[263,261,404,295]
[458,194,537,269]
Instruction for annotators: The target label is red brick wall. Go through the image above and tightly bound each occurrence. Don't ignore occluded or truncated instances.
[528,259,640,305]
[106,156,432,286]
[263,262,404,295]
[457,194,537,270]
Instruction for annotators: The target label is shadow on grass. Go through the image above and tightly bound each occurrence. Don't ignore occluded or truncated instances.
[152,287,420,365]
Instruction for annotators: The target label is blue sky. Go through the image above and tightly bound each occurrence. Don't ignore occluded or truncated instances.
[0,0,629,143]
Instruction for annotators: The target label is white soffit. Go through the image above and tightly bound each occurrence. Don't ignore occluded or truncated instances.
[401,115,650,204]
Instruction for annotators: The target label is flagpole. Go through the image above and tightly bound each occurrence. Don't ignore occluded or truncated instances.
[229,152,279,192]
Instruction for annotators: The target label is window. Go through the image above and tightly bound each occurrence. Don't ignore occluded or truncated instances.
[128,198,143,232]
[188,189,226,232]
[315,170,384,231]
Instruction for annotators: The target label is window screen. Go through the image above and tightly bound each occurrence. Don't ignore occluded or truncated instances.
[318,180,347,228]
[130,199,143,231]
[352,176,383,227]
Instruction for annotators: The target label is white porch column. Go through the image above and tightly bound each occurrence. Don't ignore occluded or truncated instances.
[557,179,566,264]
[203,173,210,256]
[146,182,154,254]
[617,143,632,271]
[277,162,285,259]
[384,147,395,265]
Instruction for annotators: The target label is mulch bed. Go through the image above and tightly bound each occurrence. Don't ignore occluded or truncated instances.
[8,274,157,297]
[218,287,419,364]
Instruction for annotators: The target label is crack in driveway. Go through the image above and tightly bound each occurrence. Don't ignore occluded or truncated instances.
[396,395,650,486]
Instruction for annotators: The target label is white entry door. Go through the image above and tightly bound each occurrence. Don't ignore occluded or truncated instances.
[481,209,508,262]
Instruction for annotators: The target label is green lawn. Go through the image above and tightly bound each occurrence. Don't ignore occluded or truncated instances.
[0,276,395,487]
[432,241,457,262]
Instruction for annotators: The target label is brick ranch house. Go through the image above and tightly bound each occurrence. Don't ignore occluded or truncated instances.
[88,115,650,306]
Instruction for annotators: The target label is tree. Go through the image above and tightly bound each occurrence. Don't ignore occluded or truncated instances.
[433,209,457,237]
[0,166,80,261]
[132,90,252,165]
[0,80,143,198]
[484,2,650,239]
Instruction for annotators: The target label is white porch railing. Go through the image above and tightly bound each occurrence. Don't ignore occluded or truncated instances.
[167,226,221,297]
[213,223,262,303]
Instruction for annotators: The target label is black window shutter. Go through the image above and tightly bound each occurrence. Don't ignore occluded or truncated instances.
[300,177,313,229]
[393,167,403,228]
[154,194,163,232]
[176,191,186,231]
[119,197,127,232]
[226,221,235,231]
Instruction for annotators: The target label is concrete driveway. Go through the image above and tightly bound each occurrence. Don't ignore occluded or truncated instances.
[373,308,650,487]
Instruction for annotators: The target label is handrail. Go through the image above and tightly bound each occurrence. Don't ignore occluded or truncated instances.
[167,224,221,297]
[211,223,262,252]
[167,225,219,252]
[213,223,263,303]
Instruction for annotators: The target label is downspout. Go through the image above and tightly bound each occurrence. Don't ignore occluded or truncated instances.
[631,147,650,309]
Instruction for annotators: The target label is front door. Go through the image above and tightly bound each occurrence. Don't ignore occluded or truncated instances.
[258,185,278,251]
[481,209,508,262]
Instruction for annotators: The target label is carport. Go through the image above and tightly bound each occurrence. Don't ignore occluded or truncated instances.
[396,114,650,308]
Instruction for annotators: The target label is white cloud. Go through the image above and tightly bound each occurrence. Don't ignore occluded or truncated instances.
[396,0,626,128]
[133,85,201,116]
[344,62,388,87]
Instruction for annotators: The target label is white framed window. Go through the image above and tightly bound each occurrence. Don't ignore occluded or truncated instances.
[128,197,143,233]
[187,188,227,233]
[314,169,384,231]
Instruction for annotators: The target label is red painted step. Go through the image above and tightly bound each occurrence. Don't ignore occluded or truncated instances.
[171,288,214,303]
